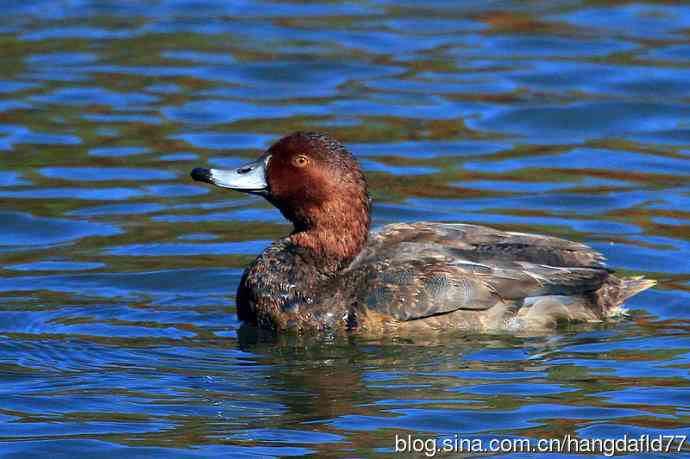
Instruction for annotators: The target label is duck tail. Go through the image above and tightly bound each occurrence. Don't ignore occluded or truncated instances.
[620,276,657,301]
[598,275,656,318]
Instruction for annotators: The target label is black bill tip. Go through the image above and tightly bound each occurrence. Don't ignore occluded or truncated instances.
[191,167,212,183]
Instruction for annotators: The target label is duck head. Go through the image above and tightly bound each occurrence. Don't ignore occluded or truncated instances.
[191,132,371,262]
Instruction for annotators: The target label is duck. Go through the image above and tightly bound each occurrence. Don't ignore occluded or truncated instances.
[191,132,655,334]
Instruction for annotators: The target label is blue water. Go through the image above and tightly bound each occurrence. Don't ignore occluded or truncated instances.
[1,1,689,457]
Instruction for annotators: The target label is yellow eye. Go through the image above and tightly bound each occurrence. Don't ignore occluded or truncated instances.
[292,155,310,168]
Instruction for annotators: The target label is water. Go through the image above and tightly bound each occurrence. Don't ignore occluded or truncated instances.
[1,1,689,457]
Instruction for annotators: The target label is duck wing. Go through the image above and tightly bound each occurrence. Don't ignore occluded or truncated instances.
[363,222,607,269]
[351,222,609,321]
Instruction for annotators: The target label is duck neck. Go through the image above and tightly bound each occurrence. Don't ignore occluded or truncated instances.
[289,198,370,267]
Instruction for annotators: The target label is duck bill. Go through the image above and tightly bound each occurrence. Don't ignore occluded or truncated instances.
[191,155,270,195]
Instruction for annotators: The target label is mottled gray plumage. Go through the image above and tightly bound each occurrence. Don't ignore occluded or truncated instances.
[347,222,613,322]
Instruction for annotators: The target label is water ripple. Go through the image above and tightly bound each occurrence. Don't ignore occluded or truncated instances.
[0,1,689,457]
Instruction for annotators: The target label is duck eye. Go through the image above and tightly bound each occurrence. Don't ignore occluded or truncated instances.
[292,155,310,168]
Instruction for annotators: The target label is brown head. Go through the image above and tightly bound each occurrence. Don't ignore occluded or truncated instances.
[191,132,371,262]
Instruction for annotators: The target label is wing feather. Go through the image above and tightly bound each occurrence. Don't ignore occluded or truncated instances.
[353,222,610,321]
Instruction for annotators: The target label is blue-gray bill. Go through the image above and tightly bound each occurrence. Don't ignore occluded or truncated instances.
[191,155,270,195]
